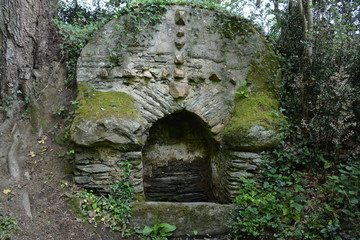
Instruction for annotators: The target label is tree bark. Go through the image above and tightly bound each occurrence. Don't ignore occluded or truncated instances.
[0,0,61,170]
[0,0,59,117]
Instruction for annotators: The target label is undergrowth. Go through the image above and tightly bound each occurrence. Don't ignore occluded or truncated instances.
[0,215,18,240]
[78,161,133,236]
[231,124,360,240]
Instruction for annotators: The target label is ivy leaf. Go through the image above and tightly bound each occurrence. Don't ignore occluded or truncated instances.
[291,202,303,212]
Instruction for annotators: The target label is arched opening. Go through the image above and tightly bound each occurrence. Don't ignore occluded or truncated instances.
[142,111,219,202]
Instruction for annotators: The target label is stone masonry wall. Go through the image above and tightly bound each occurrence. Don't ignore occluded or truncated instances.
[71,5,281,202]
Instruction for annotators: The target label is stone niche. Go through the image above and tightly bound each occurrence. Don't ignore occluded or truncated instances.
[71,5,281,236]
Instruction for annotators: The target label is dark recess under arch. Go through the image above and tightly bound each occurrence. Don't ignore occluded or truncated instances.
[142,111,219,202]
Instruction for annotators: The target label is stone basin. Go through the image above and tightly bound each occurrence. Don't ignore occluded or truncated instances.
[130,201,234,237]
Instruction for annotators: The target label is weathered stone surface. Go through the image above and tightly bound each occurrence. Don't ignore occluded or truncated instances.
[109,67,123,78]
[143,70,153,79]
[175,10,186,25]
[160,68,170,79]
[76,164,115,173]
[224,93,280,152]
[169,82,189,98]
[176,31,185,37]
[123,69,136,77]
[74,176,90,184]
[98,69,108,78]
[131,202,233,237]
[174,68,185,79]
[175,40,185,50]
[209,73,220,82]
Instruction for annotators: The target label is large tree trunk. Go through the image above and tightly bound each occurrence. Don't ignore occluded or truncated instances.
[0,0,65,177]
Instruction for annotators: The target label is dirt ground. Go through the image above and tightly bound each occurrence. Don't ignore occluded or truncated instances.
[0,120,124,240]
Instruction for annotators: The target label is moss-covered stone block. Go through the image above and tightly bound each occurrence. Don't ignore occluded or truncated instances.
[75,84,138,122]
[224,92,280,151]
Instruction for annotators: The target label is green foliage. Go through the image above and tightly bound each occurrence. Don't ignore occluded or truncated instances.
[0,215,18,239]
[54,17,108,85]
[234,81,249,98]
[78,160,133,235]
[138,215,176,240]
[231,141,360,240]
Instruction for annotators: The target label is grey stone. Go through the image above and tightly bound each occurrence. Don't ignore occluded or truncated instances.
[174,53,185,64]
[109,67,123,78]
[72,6,281,201]
[174,68,185,79]
[74,176,90,184]
[98,69,108,78]
[143,71,153,79]
[124,152,142,161]
[123,69,136,77]
[176,31,185,37]
[160,68,170,79]
[76,164,115,173]
[131,202,233,237]
[169,81,189,98]
[175,41,185,50]
[92,173,111,180]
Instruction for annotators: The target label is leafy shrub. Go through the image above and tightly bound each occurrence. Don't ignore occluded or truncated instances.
[0,215,18,239]
[231,150,360,240]
[78,161,133,235]
[138,215,176,240]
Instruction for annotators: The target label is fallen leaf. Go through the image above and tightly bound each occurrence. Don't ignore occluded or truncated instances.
[28,151,36,157]
[40,147,48,152]
[37,135,47,144]
[2,189,11,194]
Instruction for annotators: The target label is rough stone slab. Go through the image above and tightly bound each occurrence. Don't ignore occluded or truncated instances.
[76,164,115,173]
[131,202,234,237]
[74,176,90,184]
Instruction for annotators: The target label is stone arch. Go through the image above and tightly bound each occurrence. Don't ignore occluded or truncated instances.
[142,110,220,202]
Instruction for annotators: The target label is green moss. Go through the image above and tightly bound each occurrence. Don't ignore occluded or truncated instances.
[224,92,280,151]
[227,92,279,132]
[75,84,138,121]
